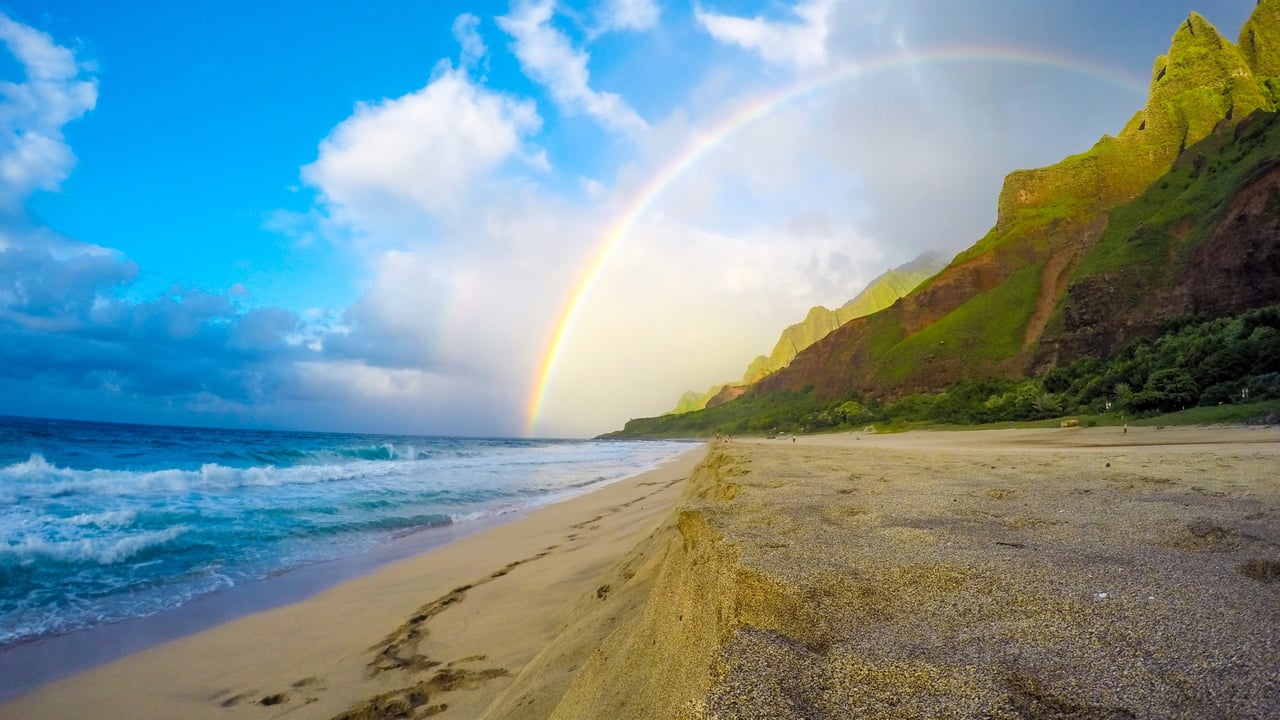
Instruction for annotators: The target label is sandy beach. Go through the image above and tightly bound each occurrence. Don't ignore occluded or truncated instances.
[485,425,1280,719]
[0,447,706,719]
[5,425,1279,719]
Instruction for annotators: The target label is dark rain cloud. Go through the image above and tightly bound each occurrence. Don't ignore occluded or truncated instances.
[0,239,309,409]
[0,235,506,432]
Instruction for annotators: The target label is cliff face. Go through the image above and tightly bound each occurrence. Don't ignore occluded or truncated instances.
[757,3,1280,402]
[1038,111,1280,367]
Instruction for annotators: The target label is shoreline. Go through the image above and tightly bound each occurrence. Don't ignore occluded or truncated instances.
[7,424,1278,718]
[0,510,516,702]
[0,446,705,718]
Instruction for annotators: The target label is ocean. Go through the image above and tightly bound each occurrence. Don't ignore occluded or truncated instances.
[0,415,693,648]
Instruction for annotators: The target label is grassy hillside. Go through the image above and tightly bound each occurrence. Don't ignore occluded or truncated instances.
[741,257,942,384]
[606,305,1280,438]
[668,252,942,414]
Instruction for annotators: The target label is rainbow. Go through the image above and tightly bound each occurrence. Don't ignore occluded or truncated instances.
[524,46,1149,436]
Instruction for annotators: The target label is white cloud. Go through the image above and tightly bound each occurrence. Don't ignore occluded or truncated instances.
[452,13,488,71]
[0,13,98,210]
[286,62,908,436]
[538,209,882,435]
[596,0,660,33]
[695,0,833,69]
[301,64,541,231]
[497,0,648,134]
[275,0,1148,438]
[580,176,606,200]
[299,185,605,436]
[292,64,605,433]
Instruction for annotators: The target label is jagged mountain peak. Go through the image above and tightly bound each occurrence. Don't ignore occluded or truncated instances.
[997,9,1272,234]
[1144,10,1264,121]
[1240,0,1280,79]
[615,4,1280,436]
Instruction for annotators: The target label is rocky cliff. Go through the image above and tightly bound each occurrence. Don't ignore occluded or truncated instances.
[755,4,1280,402]
[1037,111,1280,367]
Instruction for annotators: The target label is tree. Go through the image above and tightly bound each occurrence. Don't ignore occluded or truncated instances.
[1129,368,1198,412]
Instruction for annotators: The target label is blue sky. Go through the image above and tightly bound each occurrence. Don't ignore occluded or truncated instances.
[0,1,1261,436]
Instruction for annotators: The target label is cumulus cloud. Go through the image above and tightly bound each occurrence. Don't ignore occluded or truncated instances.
[291,56,606,434]
[497,0,648,134]
[0,13,98,209]
[0,2,927,437]
[0,13,595,436]
[0,14,336,430]
[695,0,833,69]
[278,17,925,435]
[296,182,604,435]
[302,64,542,230]
[0,1,1160,438]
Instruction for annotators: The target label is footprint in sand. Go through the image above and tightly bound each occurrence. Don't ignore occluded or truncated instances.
[213,676,326,710]
[213,690,253,708]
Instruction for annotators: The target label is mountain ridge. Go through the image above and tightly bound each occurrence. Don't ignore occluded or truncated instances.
[615,2,1280,437]
[752,3,1280,403]
[668,252,943,415]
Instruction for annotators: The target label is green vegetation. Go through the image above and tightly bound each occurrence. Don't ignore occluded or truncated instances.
[671,388,717,415]
[743,256,943,382]
[606,305,1280,438]
[1240,2,1280,83]
[1130,400,1280,427]
[879,10,1279,388]
[876,262,1043,381]
[667,252,943,414]
[1072,108,1280,289]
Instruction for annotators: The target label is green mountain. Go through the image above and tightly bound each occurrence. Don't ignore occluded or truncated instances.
[667,252,942,415]
[750,6,1280,401]
[742,252,945,384]
[622,3,1280,434]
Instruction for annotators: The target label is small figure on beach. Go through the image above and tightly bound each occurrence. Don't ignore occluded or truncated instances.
[1123,423,1128,434]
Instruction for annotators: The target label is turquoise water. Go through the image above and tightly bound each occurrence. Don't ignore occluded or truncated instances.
[0,415,692,646]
